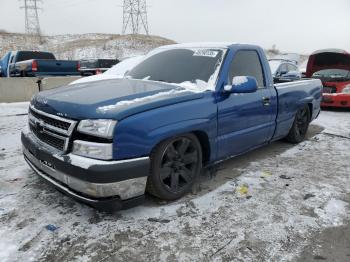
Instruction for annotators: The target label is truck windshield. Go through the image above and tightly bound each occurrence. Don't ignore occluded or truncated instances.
[17,51,55,62]
[312,69,350,82]
[126,48,226,91]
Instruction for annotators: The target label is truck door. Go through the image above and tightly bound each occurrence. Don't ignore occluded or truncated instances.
[217,50,276,159]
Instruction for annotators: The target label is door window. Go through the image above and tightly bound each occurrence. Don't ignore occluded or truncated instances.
[229,50,265,87]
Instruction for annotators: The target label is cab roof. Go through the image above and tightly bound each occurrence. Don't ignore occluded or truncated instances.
[157,42,261,50]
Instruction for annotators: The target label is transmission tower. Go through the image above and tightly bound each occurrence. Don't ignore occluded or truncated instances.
[122,0,149,35]
[20,0,42,47]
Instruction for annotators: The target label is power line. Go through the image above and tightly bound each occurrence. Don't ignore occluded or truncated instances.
[20,0,42,47]
[122,0,149,35]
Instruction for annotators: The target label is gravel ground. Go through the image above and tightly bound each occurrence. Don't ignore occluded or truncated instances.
[0,103,349,262]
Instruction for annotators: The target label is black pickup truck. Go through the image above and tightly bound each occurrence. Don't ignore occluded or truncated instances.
[79,59,119,76]
[0,51,80,77]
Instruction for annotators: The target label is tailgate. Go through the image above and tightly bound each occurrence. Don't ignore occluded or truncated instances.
[37,60,79,75]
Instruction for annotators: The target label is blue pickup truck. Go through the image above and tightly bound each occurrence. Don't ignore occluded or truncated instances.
[0,51,80,77]
[22,43,322,211]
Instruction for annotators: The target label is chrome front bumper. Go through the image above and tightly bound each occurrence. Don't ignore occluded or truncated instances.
[22,129,150,210]
[23,146,148,200]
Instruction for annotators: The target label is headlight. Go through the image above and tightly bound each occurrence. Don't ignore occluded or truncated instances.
[72,140,113,160]
[77,119,117,139]
[342,85,350,94]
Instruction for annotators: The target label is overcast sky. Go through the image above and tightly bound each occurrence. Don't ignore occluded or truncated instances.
[0,0,349,54]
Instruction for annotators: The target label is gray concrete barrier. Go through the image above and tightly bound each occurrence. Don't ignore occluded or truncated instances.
[0,78,39,103]
[39,76,81,91]
[0,76,82,103]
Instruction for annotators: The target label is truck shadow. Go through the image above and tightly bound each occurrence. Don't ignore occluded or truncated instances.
[143,123,325,207]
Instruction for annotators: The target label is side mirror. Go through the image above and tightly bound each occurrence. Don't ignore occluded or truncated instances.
[224,76,258,93]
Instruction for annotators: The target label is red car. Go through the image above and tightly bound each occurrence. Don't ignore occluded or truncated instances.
[306,49,350,108]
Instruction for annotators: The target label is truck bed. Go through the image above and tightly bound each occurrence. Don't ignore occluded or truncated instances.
[15,59,80,77]
[273,79,323,140]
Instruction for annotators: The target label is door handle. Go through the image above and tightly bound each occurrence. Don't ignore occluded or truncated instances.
[262,97,271,106]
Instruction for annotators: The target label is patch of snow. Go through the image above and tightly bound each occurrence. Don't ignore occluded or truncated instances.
[232,76,248,86]
[0,102,29,116]
[69,56,144,85]
[315,199,348,226]
[313,110,350,138]
[105,56,144,75]
[178,79,210,92]
[96,88,196,113]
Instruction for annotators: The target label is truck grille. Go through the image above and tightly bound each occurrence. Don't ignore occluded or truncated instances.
[30,124,66,150]
[28,106,77,152]
[30,108,71,131]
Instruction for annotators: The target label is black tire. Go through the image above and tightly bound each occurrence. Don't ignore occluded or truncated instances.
[285,105,310,144]
[146,133,202,200]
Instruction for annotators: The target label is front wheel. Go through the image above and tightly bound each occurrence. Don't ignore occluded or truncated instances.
[147,134,202,200]
[285,105,310,144]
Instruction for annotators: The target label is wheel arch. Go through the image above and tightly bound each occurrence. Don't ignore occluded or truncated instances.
[193,130,211,165]
[307,103,313,121]
[149,129,212,166]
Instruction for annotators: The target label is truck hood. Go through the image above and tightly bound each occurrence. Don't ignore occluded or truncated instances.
[306,49,350,77]
[31,78,206,120]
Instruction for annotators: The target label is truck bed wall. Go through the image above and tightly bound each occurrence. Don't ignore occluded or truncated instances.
[273,79,323,140]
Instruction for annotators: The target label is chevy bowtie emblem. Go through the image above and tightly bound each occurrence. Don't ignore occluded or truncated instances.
[35,119,45,133]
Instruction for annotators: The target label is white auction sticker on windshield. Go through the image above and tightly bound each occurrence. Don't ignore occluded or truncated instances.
[193,49,219,58]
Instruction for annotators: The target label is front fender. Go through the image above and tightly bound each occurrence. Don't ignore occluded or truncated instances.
[113,93,217,160]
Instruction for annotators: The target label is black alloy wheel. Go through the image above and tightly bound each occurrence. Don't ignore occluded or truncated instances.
[147,134,202,200]
[286,105,310,144]
[296,106,310,137]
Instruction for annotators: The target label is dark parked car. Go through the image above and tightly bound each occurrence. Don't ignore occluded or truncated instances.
[0,51,80,77]
[269,59,301,83]
[79,59,119,76]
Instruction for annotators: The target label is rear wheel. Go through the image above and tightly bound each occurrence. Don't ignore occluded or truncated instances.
[285,105,310,144]
[147,134,202,200]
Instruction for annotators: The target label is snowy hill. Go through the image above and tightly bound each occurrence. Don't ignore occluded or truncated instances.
[0,32,309,65]
[0,32,176,60]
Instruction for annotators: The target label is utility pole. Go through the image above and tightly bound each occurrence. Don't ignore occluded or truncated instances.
[122,0,149,35]
[20,0,42,48]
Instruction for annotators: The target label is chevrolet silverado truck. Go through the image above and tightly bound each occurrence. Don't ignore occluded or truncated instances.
[306,49,350,108]
[22,43,322,211]
[0,51,80,77]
